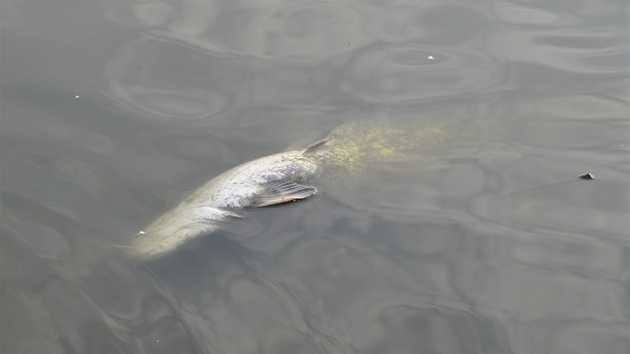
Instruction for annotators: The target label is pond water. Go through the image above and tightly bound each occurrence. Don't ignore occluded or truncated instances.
[2,0,628,353]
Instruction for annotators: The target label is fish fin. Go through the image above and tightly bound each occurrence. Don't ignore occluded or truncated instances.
[285,138,312,152]
[219,208,245,220]
[285,137,329,152]
[304,138,329,152]
[256,180,317,207]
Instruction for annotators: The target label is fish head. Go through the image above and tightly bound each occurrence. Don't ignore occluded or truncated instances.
[128,205,243,261]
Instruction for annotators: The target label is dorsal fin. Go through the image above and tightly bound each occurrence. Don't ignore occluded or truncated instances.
[304,138,330,152]
[255,180,317,207]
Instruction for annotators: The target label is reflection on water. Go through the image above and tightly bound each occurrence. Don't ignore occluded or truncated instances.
[2,0,628,353]
[104,38,240,121]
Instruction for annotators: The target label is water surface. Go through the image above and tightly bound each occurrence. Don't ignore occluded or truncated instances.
[2,0,628,353]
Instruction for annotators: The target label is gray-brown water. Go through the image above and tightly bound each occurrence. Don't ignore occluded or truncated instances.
[2,1,628,353]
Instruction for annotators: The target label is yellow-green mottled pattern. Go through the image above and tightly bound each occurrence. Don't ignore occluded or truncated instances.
[306,116,484,175]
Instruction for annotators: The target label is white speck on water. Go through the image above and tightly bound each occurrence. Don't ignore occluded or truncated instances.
[75,95,80,99]
[427,55,435,61]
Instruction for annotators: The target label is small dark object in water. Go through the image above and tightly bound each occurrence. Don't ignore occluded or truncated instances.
[578,172,595,180]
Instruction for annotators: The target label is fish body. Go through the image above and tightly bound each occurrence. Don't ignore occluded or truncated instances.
[129,114,492,260]
[129,149,320,260]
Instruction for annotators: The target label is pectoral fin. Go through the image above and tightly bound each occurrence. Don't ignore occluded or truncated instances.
[256,180,317,207]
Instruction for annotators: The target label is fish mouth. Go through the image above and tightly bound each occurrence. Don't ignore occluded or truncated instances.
[126,227,202,261]
[126,207,244,261]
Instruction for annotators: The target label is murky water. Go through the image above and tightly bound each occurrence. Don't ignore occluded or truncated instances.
[2,0,628,353]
